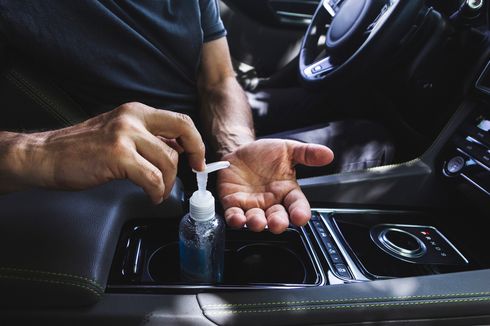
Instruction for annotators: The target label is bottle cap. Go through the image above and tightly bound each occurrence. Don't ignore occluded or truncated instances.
[189,161,230,221]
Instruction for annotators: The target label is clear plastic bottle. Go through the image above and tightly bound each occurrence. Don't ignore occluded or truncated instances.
[179,161,230,283]
[179,210,225,283]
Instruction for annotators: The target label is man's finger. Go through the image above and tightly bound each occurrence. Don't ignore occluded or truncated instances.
[134,131,179,199]
[124,152,165,204]
[140,105,206,171]
[287,140,334,167]
[158,137,184,154]
[245,208,267,232]
[224,207,246,229]
[265,204,289,234]
[283,188,311,226]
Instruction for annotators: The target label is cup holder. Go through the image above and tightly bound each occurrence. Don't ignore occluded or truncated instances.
[230,243,306,284]
[110,220,323,289]
[148,242,180,283]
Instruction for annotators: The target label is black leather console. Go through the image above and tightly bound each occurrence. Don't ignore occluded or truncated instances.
[0,179,184,308]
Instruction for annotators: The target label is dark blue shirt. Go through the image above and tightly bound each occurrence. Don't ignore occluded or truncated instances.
[0,0,226,114]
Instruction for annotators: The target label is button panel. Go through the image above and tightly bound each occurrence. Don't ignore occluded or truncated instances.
[310,212,352,280]
[444,111,490,196]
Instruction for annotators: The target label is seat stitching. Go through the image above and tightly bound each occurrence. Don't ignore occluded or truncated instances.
[9,70,72,124]
[4,72,70,125]
[202,291,490,308]
[0,275,102,297]
[0,267,104,291]
[204,297,490,315]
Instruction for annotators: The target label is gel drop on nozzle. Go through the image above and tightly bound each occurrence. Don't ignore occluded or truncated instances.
[179,161,230,283]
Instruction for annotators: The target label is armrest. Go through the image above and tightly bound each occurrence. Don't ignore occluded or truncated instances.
[199,269,490,325]
[0,179,184,308]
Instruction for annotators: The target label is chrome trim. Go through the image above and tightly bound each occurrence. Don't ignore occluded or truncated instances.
[461,173,490,196]
[456,143,490,172]
[107,284,308,291]
[323,0,336,16]
[475,59,490,95]
[303,56,334,78]
[133,238,142,275]
[453,147,490,197]
[377,228,427,258]
[276,11,313,19]
[300,224,328,286]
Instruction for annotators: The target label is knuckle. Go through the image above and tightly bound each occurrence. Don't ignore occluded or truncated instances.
[165,146,179,170]
[174,113,195,128]
[118,102,140,114]
[109,114,133,133]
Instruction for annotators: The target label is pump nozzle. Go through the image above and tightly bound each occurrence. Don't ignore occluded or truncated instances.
[193,161,231,195]
[190,161,230,221]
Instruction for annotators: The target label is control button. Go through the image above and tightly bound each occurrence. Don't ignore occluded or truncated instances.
[334,264,352,279]
[467,125,490,147]
[311,212,320,221]
[313,221,322,229]
[472,150,490,168]
[445,156,466,175]
[322,239,335,250]
[327,248,338,255]
[441,252,447,257]
[378,228,426,258]
[435,246,441,251]
[454,137,486,159]
[330,253,343,264]
[385,230,421,251]
[477,119,490,132]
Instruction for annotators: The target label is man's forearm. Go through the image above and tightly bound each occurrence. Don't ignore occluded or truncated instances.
[199,76,255,158]
[0,131,47,193]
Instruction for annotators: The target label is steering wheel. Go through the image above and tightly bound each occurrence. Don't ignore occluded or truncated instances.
[299,0,426,85]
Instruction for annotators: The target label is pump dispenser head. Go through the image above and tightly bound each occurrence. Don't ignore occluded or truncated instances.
[189,161,230,221]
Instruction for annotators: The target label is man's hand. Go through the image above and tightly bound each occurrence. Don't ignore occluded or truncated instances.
[217,139,334,234]
[1,102,205,203]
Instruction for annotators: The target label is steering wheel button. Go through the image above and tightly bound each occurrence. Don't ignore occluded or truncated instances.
[313,65,323,72]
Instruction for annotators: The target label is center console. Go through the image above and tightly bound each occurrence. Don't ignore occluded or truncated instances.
[107,208,483,292]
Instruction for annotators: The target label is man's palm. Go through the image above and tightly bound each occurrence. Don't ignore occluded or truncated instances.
[218,139,334,234]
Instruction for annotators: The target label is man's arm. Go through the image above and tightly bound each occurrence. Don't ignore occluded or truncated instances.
[198,38,334,234]
[198,37,255,158]
[0,102,206,203]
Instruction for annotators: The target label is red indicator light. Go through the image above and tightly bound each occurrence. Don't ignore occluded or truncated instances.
[421,231,430,236]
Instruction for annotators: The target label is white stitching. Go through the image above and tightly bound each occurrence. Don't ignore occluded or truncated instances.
[205,297,490,315]
[202,292,490,308]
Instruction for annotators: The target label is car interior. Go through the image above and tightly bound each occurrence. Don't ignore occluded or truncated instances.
[1,0,490,325]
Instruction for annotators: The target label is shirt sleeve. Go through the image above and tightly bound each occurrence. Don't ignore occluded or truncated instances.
[199,0,227,43]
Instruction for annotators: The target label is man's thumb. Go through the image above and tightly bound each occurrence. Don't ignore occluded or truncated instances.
[289,141,334,167]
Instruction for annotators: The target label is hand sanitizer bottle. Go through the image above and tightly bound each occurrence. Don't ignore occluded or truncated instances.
[179,161,230,283]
